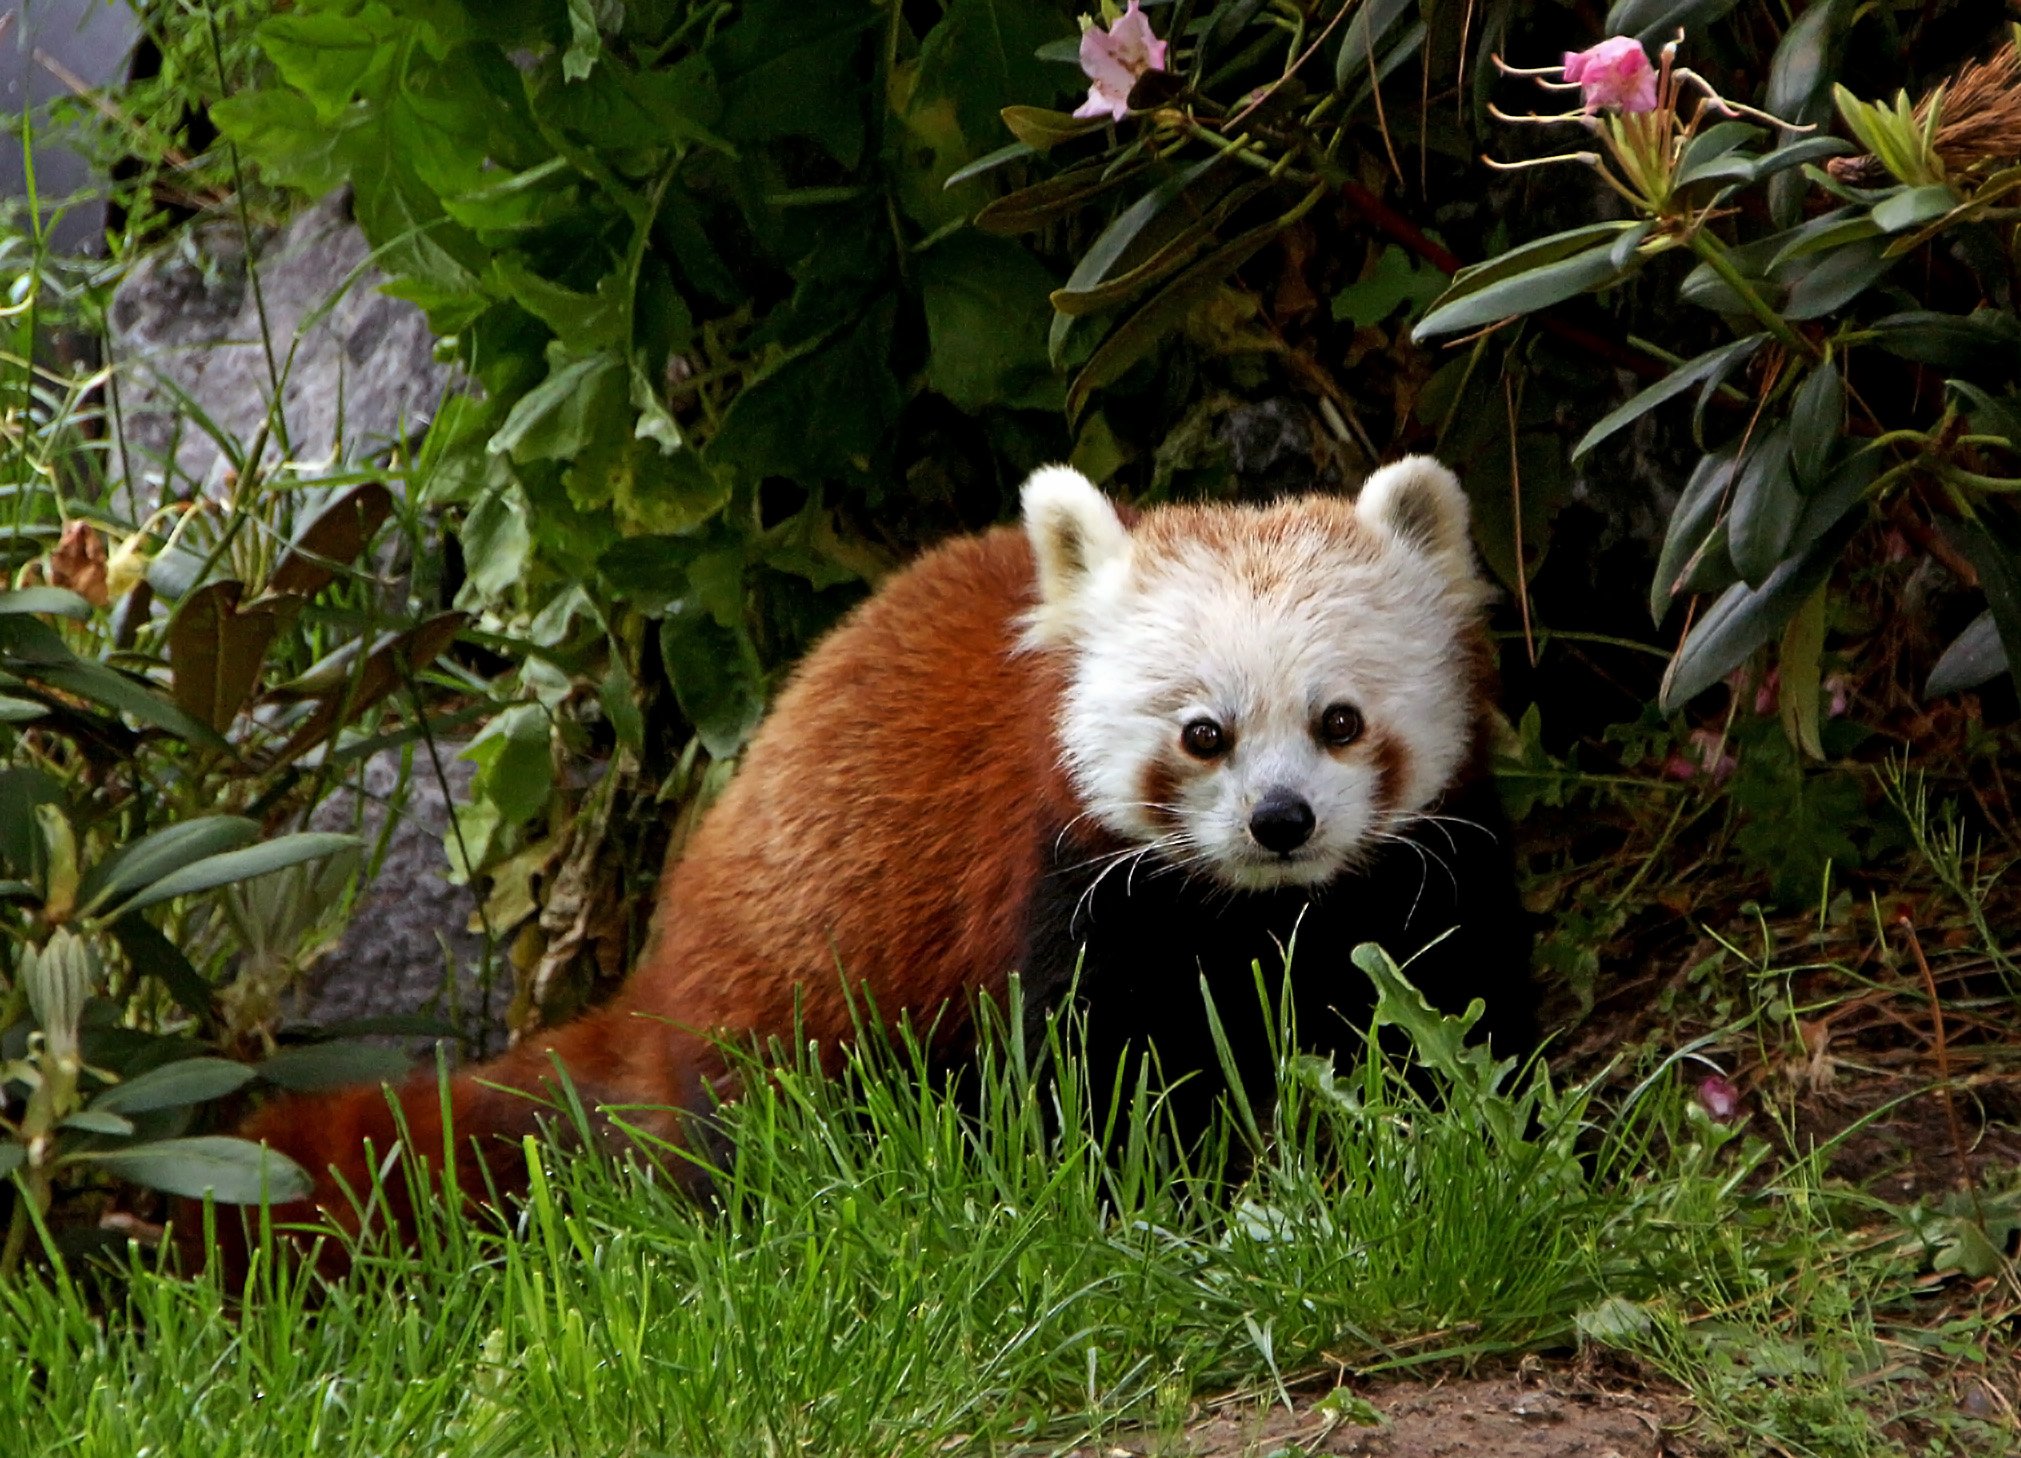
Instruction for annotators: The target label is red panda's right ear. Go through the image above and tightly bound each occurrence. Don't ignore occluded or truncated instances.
[1020,466,1130,643]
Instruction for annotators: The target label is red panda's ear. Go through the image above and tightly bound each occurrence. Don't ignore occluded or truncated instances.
[1021,466,1130,641]
[1355,456,1477,573]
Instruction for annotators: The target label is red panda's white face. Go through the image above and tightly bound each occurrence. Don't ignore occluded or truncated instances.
[1021,459,1495,893]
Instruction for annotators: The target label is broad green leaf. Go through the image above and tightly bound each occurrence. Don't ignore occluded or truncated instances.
[487,352,626,462]
[1675,121,1763,186]
[1925,611,2007,696]
[1749,136,1853,182]
[258,1041,413,1093]
[78,817,260,918]
[916,0,1065,150]
[1871,183,1955,233]
[1764,0,1848,124]
[1574,335,1765,459]
[1788,360,1844,486]
[563,0,601,80]
[0,766,63,880]
[0,587,91,618]
[71,1136,311,1204]
[921,233,1063,411]
[1730,424,1802,583]
[461,702,553,827]
[257,5,397,115]
[662,609,767,758]
[710,0,877,167]
[0,616,225,748]
[111,834,360,918]
[1415,235,1640,341]
[491,255,626,353]
[93,1058,255,1115]
[458,480,534,604]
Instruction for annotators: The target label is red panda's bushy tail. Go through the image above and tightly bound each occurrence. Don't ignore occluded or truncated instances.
[183,1001,716,1283]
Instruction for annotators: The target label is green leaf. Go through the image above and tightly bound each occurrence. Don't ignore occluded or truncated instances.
[0,695,46,722]
[1868,311,2021,376]
[257,5,397,115]
[487,351,626,463]
[1331,245,1446,327]
[0,616,226,749]
[1051,153,1233,322]
[78,817,261,918]
[1925,611,2007,696]
[459,480,534,604]
[563,0,601,81]
[917,0,1066,148]
[1764,0,1848,125]
[257,1041,413,1093]
[1729,424,1803,584]
[1333,0,1416,91]
[710,302,901,482]
[1660,452,1874,709]
[1778,585,1828,759]
[491,256,626,353]
[462,703,553,827]
[1871,183,1955,233]
[62,1110,137,1137]
[1674,121,1763,187]
[1783,236,1891,320]
[710,0,877,167]
[1788,360,1844,486]
[661,608,767,758]
[111,834,361,918]
[1948,511,2021,705]
[0,767,63,881]
[973,158,1151,234]
[1606,0,1742,43]
[94,1058,255,1115]
[944,141,1036,189]
[71,1136,311,1204]
[1749,135,1853,182]
[110,913,216,1022]
[921,233,1063,412]
[0,587,91,618]
[1574,335,1765,459]
[1439,221,1637,297]
[1414,233,1641,341]
[1652,446,1739,621]
[211,89,352,195]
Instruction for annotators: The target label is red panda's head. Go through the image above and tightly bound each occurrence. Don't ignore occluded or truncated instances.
[1019,459,1496,892]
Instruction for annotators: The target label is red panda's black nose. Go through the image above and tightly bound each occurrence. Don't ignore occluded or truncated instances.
[1249,791,1315,854]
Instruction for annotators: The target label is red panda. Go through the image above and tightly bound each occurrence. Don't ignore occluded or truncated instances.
[213,457,1535,1270]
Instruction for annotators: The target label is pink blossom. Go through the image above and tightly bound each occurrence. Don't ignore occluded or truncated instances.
[1662,728,1736,785]
[1695,1074,1742,1123]
[1561,37,1658,115]
[1075,1,1169,122]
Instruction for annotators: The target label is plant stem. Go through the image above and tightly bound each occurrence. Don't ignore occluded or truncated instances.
[1685,232,1814,356]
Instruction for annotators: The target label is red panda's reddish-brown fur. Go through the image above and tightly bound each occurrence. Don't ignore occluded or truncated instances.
[219,524,1083,1268]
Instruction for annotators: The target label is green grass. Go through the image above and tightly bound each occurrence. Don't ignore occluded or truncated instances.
[4,950,2006,1457]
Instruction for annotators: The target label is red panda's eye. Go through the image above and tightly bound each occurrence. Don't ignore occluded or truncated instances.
[1319,703,1365,747]
[1180,719,1227,760]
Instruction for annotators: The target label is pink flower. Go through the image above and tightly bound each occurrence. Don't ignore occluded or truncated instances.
[1075,1,1169,122]
[1695,1074,1742,1123]
[1661,729,1736,785]
[1561,37,1658,115]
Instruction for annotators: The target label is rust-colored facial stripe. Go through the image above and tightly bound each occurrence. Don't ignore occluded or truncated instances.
[1138,757,1183,832]
[1368,730,1411,815]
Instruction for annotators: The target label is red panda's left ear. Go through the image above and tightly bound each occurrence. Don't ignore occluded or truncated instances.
[1355,456,1480,579]
[1021,465,1130,641]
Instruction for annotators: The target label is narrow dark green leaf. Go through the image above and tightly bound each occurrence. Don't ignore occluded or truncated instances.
[1652,447,1739,621]
[1748,136,1853,181]
[1869,311,2021,376]
[998,106,1102,150]
[1444,221,1636,296]
[1783,237,1891,319]
[258,1041,413,1092]
[942,140,1036,188]
[1575,335,1765,459]
[0,767,63,880]
[110,833,360,918]
[1949,512,2021,704]
[111,913,217,1023]
[62,1110,136,1137]
[78,817,260,917]
[1053,152,1232,319]
[93,1058,254,1114]
[1948,380,2021,447]
[1660,513,1860,711]
[0,694,47,722]
[1925,612,2007,696]
[1414,237,1637,341]
[973,158,1151,234]
[1607,0,1743,40]
[1333,0,1415,90]
[1788,360,1844,486]
[1729,424,1800,585]
[1764,0,1846,123]
[71,1136,311,1204]
[0,587,91,619]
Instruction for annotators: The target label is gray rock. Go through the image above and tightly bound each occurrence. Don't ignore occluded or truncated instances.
[294,745,508,1054]
[108,188,454,498]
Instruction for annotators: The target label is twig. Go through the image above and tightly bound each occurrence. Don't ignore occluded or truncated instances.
[1897,914,1975,1197]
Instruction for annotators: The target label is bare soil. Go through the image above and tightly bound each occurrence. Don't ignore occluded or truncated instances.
[1070,1365,1692,1457]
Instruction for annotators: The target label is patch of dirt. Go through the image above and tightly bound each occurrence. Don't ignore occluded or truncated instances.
[1072,1365,1694,1457]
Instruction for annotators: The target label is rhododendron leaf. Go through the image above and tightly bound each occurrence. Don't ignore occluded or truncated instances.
[1575,335,1765,459]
